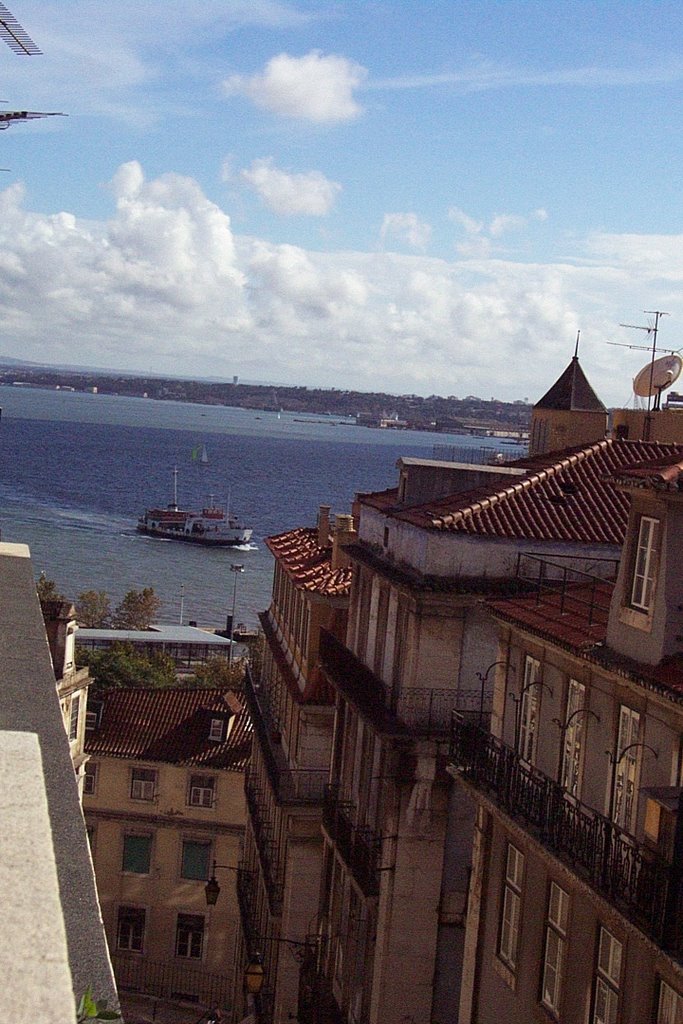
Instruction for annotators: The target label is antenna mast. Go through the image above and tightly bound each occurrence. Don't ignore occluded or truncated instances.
[614,311,669,439]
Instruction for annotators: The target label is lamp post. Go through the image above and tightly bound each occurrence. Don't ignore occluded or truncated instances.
[475,660,507,725]
[606,741,658,825]
[228,564,245,667]
[204,860,239,906]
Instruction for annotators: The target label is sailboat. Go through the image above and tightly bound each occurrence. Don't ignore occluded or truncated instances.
[191,444,209,465]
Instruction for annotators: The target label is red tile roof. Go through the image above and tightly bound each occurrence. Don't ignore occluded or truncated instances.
[265,526,352,596]
[609,452,683,491]
[360,439,683,545]
[84,687,252,770]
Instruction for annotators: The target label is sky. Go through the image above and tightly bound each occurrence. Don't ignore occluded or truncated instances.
[0,1,683,404]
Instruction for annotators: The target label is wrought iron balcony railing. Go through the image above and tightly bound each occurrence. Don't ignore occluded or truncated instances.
[112,952,232,1008]
[297,936,345,1024]
[244,769,284,916]
[319,628,491,737]
[236,866,259,950]
[323,786,381,897]
[449,716,673,945]
[245,666,330,805]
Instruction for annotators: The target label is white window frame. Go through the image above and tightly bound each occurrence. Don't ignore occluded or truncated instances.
[518,656,540,763]
[188,774,216,808]
[592,927,622,1024]
[541,882,569,1015]
[69,694,81,741]
[560,679,586,797]
[630,515,659,611]
[657,980,682,1024]
[498,843,524,970]
[612,705,641,831]
[83,760,98,796]
[208,718,224,742]
[175,913,204,959]
[130,767,157,802]
[117,906,145,953]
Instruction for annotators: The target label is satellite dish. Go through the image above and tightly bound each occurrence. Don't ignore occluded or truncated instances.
[633,353,682,398]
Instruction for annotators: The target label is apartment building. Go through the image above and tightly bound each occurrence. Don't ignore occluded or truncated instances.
[233,508,353,1024]
[300,437,683,1024]
[449,448,683,1023]
[83,685,251,1015]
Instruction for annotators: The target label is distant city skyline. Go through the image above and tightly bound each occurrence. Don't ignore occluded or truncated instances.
[0,1,682,404]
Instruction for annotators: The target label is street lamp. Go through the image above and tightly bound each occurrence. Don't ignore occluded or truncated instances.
[228,564,245,667]
[204,860,238,906]
[244,953,265,997]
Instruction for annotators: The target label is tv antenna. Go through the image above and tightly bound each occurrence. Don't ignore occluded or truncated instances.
[608,311,681,439]
[0,3,41,55]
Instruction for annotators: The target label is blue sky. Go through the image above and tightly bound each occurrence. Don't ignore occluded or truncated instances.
[0,1,682,404]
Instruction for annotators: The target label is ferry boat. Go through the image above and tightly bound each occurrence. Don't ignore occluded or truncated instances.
[137,470,252,547]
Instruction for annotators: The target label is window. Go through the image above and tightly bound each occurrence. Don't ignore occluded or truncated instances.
[631,515,659,611]
[592,927,622,1024]
[181,839,211,880]
[175,913,204,959]
[122,834,152,874]
[560,679,586,797]
[518,656,540,763]
[498,843,524,970]
[612,705,641,831]
[541,882,569,1015]
[657,980,682,1024]
[130,767,157,802]
[208,718,224,742]
[117,906,145,952]
[69,695,81,741]
[85,699,103,731]
[188,774,216,808]
[83,760,98,796]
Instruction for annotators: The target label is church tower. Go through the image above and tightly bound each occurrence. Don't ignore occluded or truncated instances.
[529,345,607,456]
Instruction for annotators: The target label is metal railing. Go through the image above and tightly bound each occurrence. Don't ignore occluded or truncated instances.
[319,629,492,737]
[449,716,671,943]
[244,666,329,805]
[323,786,381,897]
[112,952,232,1008]
[244,769,284,915]
[515,553,619,628]
[236,866,259,949]
[432,443,527,465]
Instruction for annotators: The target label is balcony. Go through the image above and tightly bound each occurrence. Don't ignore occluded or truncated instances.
[113,952,232,1008]
[320,628,491,737]
[236,866,259,950]
[323,786,381,897]
[245,769,284,916]
[449,716,675,946]
[297,937,345,1024]
[245,666,329,805]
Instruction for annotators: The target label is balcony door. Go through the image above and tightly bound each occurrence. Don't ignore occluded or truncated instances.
[612,705,641,832]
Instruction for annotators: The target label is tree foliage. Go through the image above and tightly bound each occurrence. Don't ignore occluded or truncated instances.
[111,587,162,630]
[36,573,64,603]
[76,590,112,628]
[79,643,177,691]
[187,656,246,690]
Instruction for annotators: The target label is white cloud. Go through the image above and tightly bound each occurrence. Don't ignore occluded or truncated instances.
[489,213,527,237]
[223,51,367,122]
[240,158,341,216]
[2,163,683,405]
[380,213,432,251]
[448,206,483,235]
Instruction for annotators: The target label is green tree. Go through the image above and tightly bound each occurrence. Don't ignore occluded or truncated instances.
[80,643,177,691]
[188,656,246,690]
[76,590,112,628]
[112,587,162,630]
[36,572,64,603]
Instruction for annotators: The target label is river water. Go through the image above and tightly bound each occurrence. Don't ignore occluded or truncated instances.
[0,385,517,628]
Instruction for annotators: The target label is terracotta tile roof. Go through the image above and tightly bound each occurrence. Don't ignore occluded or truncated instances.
[534,356,606,411]
[360,439,683,545]
[608,451,683,491]
[488,581,613,651]
[489,583,683,702]
[265,526,352,596]
[84,687,252,770]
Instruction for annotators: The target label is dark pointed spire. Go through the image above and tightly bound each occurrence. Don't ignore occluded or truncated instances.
[535,354,606,412]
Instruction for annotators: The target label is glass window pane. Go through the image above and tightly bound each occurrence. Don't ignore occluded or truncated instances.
[123,834,151,874]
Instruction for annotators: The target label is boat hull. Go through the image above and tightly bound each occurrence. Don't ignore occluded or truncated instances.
[136,523,252,546]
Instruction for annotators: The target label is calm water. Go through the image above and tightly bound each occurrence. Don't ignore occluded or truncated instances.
[0,386,508,628]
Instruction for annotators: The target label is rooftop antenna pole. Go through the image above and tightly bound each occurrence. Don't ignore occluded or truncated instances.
[574,330,580,359]
[618,311,669,439]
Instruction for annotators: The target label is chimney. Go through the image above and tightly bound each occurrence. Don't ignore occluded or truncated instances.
[317,504,331,547]
[332,513,356,569]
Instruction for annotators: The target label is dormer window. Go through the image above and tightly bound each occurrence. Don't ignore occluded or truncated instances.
[189,774,215,808]
[209,717,225,742]
[630,516,659,612]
